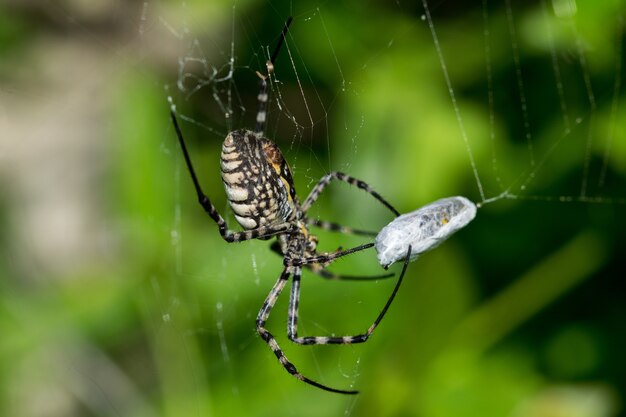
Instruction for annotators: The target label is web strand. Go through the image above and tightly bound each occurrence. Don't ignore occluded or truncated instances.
[481,0,504,192]
[421,0,486,202]
[571,20,598,198]
[598,16,624,188]
[541,0,572,135]
[505,0,535,168]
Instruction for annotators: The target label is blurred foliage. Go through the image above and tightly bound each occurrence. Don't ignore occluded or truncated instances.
[0,0,625,416]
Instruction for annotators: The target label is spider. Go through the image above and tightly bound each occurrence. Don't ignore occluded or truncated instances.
[169,17,411,394]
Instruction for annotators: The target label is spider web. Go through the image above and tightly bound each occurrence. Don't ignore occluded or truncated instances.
[158,1,626,416]
[163,3,379,403]
[158,0,626,414]
[2,0,624,416]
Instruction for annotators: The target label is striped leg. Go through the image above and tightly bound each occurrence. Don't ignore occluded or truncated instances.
[284,243,375,267]
[269,242,393,281]
[306,218,377,237]
[256,267,358,394]
[307,263,394,281]
[287,247,411,346]
[171,110,295,242]
[255,17,292,135]
[301,172,400,216]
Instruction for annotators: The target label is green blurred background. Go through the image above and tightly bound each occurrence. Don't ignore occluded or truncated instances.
[1,0,625,416]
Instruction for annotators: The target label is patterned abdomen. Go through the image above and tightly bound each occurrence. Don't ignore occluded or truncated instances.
[221,129,298,230]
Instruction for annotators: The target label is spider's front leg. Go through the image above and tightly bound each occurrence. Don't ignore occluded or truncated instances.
[171,110,295,242]
[302,172,400,216]
[286,247,411,346]
[269,241,393,281]
[283,242,375,268]
[305,218,377,237]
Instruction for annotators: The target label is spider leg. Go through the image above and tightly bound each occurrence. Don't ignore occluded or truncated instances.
[287,246,411,346]
[171,110,295,242]
[284,242,375,267]
[306,218,377,237]
[256,267,358,394]
[269,242,393,281]
[255,16,292,135]
[307,263,394,281]
[301,172,400,216]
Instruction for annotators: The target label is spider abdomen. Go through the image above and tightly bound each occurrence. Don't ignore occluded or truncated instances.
[221,129,298,230]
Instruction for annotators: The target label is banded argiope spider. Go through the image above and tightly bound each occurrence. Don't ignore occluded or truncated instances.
[170,17,411,394]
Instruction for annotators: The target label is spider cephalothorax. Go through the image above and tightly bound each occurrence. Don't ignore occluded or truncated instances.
[170,17,409,394]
